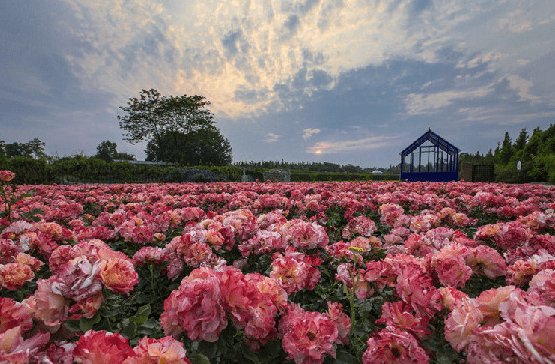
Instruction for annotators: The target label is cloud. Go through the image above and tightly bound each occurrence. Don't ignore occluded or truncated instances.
[264,132,280,143]
[497,9,533,34]
[302,128,321,139]
[405,85,493,115]
[505,74,540,103]
[61,0,549,117]
[306,135,396,154]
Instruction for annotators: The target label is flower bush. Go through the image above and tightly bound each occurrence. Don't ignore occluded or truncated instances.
[0,171,554,363]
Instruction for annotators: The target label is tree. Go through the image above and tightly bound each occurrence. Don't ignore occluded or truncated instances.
[118,89,232,164]
[497,131,513,164]
[96,140,135,162]
[27,138,47,159]
[118,89,214,147]
[145,129,232,166]
[513,128,528,152]
[95,140,118,162]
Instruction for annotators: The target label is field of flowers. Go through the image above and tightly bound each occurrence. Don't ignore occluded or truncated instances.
[0,170,554,363]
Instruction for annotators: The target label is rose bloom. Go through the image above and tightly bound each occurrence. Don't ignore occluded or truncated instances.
[73,330,134,363]
[270,251,321,294]
[24,278,68,329]
[69,291,104,320]
[99,258,139,294]
[0,170,15,183]
[35,341,76,364]
[507,259,538,286]
[132,246,167,266]
[377,301,430,338]
[160,267,227,342]
[527,269,555,307]
[466,245,507,279]
[280,305,339,364]
[326,302,351,345]
[50,257,102,302]
[438,287,469,311]
[362,326,429,364]
[444,299,483,351]
[434,256,473,288]
[469,300,555,363]
[123,336,191,364]
[0,297,33,334]
[395,263,441,318]
[15,252,44,271]
[476,286,516,326]
[0,262,34,290]
[0,326,50,362]
[220,269,285,343]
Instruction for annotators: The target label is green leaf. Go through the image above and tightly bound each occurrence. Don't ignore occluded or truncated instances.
[141,318,158,329]
[64,320,81,332]
[79,314,101,332]
[129,307,150,325]
[190,353,211,364]
[136,304,151,316]
[121,322,137,338]
[327,348,356,364]
[242,349,261,364]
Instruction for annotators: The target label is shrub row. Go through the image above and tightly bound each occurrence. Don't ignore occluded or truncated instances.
[0,156,398,184]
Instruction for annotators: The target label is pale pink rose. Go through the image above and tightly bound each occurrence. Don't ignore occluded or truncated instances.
[507,259,538,286]
[0,326,50,362]
[0,170,15,183]
[466,245,507,278]
[124,336,191,364]
[160,267,227,342]
[99,258,139,294]
[280,305,339,364]
[438,287,469,311]
[445,299,483,351]
[476,286,516,326]
[362,326,429,364]
[377,301,430,338]
[435,256,473,288]
[50,257,102,301]
[527,269,555,307]
[0,262,34,290]
[326,302,351,345]
[24,279,68,329]
[0,297,33,334]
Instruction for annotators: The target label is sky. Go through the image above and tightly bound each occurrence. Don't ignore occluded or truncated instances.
[1,0,555,168]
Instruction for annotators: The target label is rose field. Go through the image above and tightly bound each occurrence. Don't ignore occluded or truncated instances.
[0,173,554,363]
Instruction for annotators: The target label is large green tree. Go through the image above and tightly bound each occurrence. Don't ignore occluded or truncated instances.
[118,89,214,145]
[145,129,232,166]
[118,89,232,164]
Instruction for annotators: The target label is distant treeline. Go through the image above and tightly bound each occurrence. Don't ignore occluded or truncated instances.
[459,124,555,183]
[0,156,397,184]
[234,161,400,174]
[2,124,552,184]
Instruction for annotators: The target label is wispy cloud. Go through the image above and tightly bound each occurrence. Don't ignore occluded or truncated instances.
[302,128,321,140]
[264,132,280,143]
[306,135,396,154]
[405,85,493,115]
[505,74,540,103]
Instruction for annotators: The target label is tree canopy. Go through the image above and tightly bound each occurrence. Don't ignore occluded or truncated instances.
[118,89,232,165]
[145,129,232,166]
[460,124,555,183]
[95,140,135,162]
[0,138,46,159]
